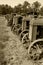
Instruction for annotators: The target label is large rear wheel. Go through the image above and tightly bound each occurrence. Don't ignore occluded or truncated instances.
[28,39,43,61]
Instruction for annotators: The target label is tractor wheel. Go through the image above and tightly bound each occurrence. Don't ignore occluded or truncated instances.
[16,27,22,35]
[28,39,43,61]
[13,24,21,34]
[22,33,29,43]
[19,30,29,40]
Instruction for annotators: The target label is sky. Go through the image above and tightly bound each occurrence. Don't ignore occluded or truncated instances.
[0,0,43,7]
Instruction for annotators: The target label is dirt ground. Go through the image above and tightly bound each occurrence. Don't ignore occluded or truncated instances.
[0,16,43,65]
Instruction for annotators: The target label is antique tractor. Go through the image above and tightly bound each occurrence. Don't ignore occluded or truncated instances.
[20,15,32,43]
[12,15,23,34]
[27,17,43,61]
[5,13,16,27]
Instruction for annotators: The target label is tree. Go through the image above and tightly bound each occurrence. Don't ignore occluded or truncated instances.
[0,5,3,14]
[40,6,43,15]
[32,1,41,15]
[13,4,22,14]
[0,4,13,15]
[22,1,30,13]
[23,1,30,8]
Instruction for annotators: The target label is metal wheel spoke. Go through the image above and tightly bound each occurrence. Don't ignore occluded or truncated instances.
[29,44,42,60]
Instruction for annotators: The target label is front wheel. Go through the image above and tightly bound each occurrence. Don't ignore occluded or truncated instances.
[22,33,29,43]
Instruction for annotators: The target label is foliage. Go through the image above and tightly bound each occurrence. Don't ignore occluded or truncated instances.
[13,1,42,15]
[40,6,43,15]
[0,1,43,15]
[0,4,13,15]
[32,1,41,15]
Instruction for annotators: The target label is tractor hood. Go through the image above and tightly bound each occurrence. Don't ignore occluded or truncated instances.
[30,18,43,25]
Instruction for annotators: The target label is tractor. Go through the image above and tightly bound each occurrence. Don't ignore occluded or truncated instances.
[27,16,43,61]
[12,15,23,34]
[5,13,16,27]
[19,15,33,42]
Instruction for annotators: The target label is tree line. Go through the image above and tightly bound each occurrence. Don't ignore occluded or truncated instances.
[0,1,43,15]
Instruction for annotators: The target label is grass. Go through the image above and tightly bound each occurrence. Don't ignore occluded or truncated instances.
[0,16,9,65]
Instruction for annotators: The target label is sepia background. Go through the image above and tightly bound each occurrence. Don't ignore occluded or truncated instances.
[0,0,43,65]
